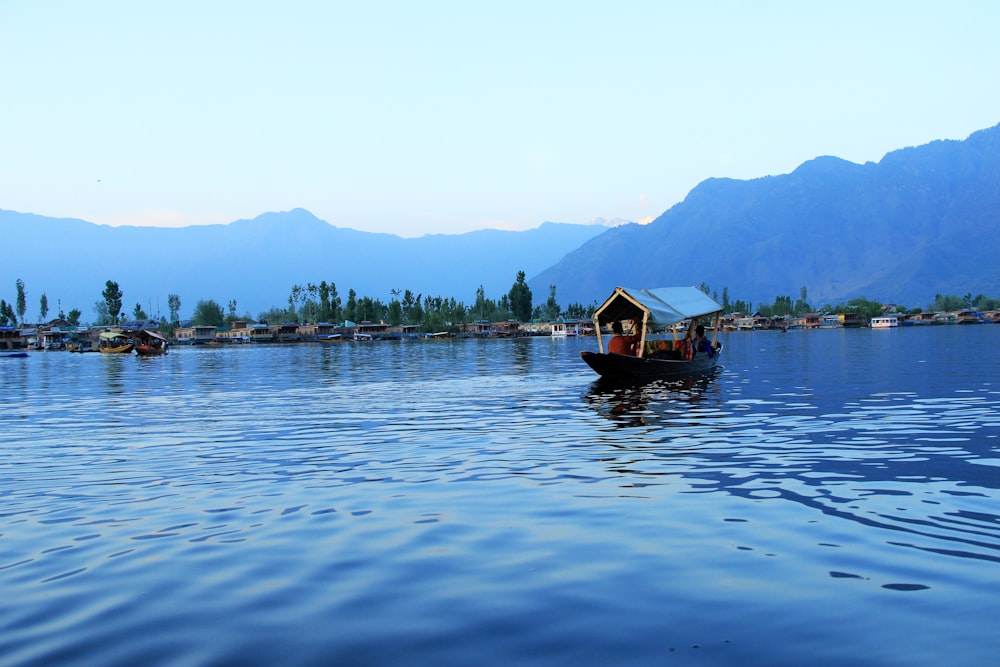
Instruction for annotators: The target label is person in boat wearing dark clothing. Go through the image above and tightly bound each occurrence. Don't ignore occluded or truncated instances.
[608,320,639,355]
[692,324,717,357]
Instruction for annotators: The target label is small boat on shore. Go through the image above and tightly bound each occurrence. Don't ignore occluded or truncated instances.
[134,330,168,356]
[580,286,724,380]
[98,331,134,354]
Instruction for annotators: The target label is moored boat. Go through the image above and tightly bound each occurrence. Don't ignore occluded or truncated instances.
[580,286,724,380]
[98,331,134,354]
[871,316,899,328]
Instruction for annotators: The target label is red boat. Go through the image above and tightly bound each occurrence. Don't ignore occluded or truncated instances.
[134,329,169,356]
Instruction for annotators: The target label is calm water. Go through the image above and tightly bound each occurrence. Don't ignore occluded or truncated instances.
[1,327,998,666]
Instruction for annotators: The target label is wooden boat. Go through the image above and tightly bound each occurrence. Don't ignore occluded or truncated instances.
[580,286,724,380]
[0,351,29,358]
[98,331,134,354]
[134,329,168,356]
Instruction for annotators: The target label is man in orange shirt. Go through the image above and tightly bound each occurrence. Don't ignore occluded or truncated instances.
[608,320,638,355]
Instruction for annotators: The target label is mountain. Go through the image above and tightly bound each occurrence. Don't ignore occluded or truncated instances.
[529,123,1000,309]
[0,209,606,322]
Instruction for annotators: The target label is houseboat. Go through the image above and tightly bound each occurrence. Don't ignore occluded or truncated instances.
[870,316,899,328]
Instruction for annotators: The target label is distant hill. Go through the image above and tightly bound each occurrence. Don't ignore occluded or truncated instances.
[0,209,607,323]
[529,123,1000,310]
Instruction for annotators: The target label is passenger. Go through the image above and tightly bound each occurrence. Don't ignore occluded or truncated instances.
[608,320,638,355]
[692,324,716,357]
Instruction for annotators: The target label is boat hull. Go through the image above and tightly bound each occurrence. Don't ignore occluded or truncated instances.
[135,345,167,356]
[580,347,721,380]
[99,344,134,354]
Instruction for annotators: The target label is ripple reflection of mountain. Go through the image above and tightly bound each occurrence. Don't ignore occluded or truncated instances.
[585,368,721,427]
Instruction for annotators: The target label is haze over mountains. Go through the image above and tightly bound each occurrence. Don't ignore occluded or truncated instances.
[3,122,999,323]
[0,209,607,322]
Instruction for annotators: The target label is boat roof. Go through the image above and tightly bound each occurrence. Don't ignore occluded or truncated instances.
[592,286,723,329]
[137,329,167,341]
[99,331,129,339]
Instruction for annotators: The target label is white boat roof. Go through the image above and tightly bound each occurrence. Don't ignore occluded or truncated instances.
[592,286,723,329]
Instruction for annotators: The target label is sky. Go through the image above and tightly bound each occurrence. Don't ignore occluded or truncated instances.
[2,1,999,238]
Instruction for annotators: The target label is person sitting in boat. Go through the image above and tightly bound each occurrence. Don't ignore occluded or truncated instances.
[693,324,716,357]
[608,320,639,355]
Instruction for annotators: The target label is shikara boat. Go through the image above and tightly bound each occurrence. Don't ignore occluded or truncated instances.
[580,286,724,380]
[134,329,168,356]
[98,331,134,354]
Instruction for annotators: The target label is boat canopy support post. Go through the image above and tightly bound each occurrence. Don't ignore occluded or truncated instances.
[636,311,649,358]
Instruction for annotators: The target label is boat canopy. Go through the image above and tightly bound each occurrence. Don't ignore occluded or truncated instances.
[137,330,166,342]
[99,331,129,340]
[592,286,723,330]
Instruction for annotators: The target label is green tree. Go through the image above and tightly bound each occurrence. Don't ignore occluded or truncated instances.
[132,302,148,320]
[387,299,403,326]
[15,279,26,324]
[0,299,14,326]
[793,286,811,315]
[167,294,181,324]
[344,289,357,323]
[545,285,560,321]
[318,281,332,321]
[67,308,82,327]
[102,280,123,324]
[508,270,533,322]
[972,294,1000,310]
[39,293,48,322]
[93,300,111,325]
[930,294,965,312]
[328,282,342,323]
[192,299,225,326]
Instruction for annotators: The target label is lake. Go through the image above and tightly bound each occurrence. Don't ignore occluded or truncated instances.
[1,326,998,666]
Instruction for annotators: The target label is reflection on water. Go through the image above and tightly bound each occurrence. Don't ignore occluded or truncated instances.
[586,368,722,427]
[1,329,999,666]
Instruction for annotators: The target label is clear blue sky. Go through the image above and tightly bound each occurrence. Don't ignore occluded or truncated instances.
[2,1,998,237]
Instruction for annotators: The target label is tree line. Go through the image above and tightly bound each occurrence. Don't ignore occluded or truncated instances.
[3,277,998,333]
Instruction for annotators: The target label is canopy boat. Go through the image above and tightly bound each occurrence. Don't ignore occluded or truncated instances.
[134,329,168,356]
[98,331,134,354]
[580,286,724,380]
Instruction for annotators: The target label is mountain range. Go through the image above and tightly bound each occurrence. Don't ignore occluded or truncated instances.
[536,122,1000,309]
[0,209,607,322]
[3,122,999,323]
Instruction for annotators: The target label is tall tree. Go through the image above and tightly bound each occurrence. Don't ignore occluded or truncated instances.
[545,285,560,321]
[67,308,82,327]
[329,282,342,323]
[133,302,147,320]
[167,294,181,324]
[508,270,533,322]
[39,293,48,322]
[344,288,357,323]
[15,279,26,324]
[102,280,123,324]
